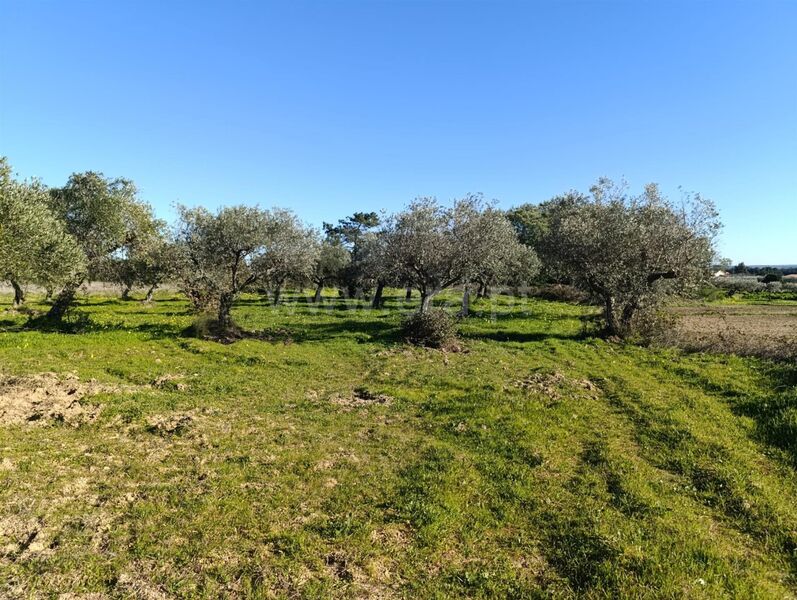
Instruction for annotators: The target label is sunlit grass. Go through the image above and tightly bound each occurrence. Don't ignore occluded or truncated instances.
[0,290,795,597]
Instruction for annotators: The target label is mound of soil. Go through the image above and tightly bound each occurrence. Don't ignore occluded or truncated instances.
[0,373,109,427]
[515,371,598,401]
[329,388,394,409]
[146,412,194,436]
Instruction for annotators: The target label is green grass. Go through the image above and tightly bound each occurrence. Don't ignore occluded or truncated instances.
[711,289,797,306]
[1,290,796,598]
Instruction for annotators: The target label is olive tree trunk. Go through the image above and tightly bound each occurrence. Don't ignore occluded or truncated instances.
[371,282,385,308]
[217,292,235,330]
[460,284,471,317]
[144,284,158,303]
[10,280,25,308]
[603,295,621,337]
[419,292,434,313]
[46,281,80,322]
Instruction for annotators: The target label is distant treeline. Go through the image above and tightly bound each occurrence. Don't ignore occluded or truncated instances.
[724,263,797,277]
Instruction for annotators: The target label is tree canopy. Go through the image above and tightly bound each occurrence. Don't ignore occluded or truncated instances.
[538,179,720,337]
[383,195,538,312]
[0,158,85,305]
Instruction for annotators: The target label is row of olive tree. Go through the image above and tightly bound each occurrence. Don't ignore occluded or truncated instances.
[168,194,536,333]
[1,156,720,338]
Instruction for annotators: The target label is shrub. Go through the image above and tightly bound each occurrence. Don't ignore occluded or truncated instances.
[697,285,727,303]
[185,314,244,343]
[761,273,782,284]
[531,284,589,304]
[713,277,764,295]
[402,309,457,348]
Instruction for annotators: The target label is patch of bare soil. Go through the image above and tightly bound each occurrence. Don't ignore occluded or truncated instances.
[151,373,188,392]
[329,388,394,410]
[369,524,412,549]
[0,373,114,427]
[0,516,43,562]
[323,552,400,600]
[116,566,169,600]
[515,371,599,401]
[667,304,797,359]
[145,412,194,436]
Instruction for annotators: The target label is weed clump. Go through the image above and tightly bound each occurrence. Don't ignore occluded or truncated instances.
[531,284,589,304]
[402,309,457,348]
[184,314,245,344]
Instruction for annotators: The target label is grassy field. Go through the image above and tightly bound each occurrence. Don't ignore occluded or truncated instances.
[1,291,797,598]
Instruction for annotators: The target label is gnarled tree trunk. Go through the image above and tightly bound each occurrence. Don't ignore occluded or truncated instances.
[217,292,235,330]
[144,284,158,303]
[603,295,621,338]
[371,281,385,308]
[460,284,471,317]
[10,280,25,308]
[46,281,80,322]
[419,291,434,313]
[313,282,324,303]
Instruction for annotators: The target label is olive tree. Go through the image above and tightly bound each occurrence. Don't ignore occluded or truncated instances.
[310,240,350,302]
[0,158,84,307]
[466,234,540,311]
[252,209,319,305]
[323,212,381,297]
[460,206,540,314]
[46,172,158,321]
[357,231,396,308]
[174,204,271,330]
[384,195,537,313]
[539,178,720,337]
[114,238,179,303]
[98,216,169,300]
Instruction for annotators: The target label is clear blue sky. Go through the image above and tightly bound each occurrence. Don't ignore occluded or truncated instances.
[1,0,795,264]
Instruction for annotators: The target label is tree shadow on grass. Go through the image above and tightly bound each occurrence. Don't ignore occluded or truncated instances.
[462,329,585,344]
[289,318,401,344]
[235,293,422,313]
[462,313,600,344]
[728,362,797,467]
[0,318,22,331]
[17,312,184,340]
[198,318,402,345]
[235,296,373,312]
[117,309,194,317]
[667,359,797,468]
[76,297,124,307]
[485,309,595,322]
